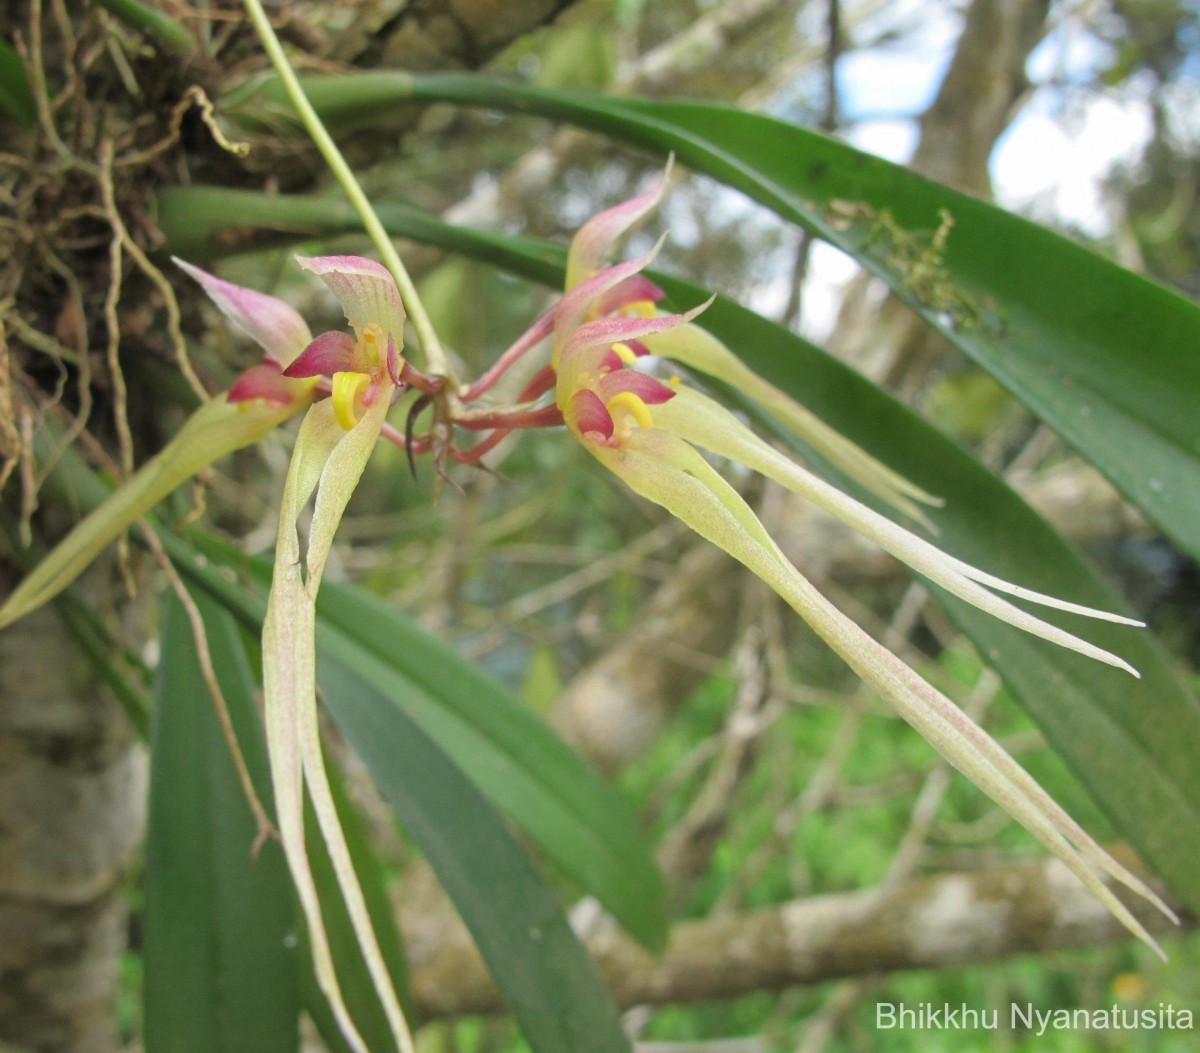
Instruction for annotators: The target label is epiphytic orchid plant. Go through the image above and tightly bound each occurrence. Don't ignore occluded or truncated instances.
[0,164,1178,1051]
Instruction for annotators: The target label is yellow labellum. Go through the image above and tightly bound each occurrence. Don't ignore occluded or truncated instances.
[607,391,654,431]
[332,371,371,430]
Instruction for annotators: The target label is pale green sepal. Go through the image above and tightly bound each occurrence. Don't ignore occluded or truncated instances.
[261,396,415,1053]
[589,428,1173,956]
[643,322,939,521]
[0,396,302,631]
[653,387,1143,673]
[262,402,360,1051]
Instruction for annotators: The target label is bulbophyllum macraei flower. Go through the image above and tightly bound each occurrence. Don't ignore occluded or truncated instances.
[540,169,1176,954]
[183,255,418,1053]
[0,179,1176,1053]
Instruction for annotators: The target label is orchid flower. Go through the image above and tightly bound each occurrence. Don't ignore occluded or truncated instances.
[185,256,416,1053]
[545,170,1177,954]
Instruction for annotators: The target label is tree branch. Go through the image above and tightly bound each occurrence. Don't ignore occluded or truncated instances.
[410,852,1188,1019]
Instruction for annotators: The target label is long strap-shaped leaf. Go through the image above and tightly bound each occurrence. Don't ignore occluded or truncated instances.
[145,590,298,1053]
[417,76,1200,557]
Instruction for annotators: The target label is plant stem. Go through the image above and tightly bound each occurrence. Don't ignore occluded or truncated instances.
[239,0,454,386]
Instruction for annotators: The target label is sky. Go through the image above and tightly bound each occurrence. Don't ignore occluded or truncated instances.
[778,0,1161,340]
[835,0,1154,232]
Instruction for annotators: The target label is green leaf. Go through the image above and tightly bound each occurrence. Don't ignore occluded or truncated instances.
[155,190,1200,918]
[227,72,1200,562]
[318,658,631,1053]
[437,77,1200,560]
[172,529,667,952]
[144,589,298,1053]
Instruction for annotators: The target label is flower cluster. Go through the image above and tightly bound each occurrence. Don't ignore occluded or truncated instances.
[167,169,1172,1010]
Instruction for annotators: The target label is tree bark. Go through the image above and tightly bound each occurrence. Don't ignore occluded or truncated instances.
[2,3,598,1048]
[0,605,147,1053]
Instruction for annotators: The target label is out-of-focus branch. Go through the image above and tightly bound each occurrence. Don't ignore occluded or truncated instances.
[550,543,735,774]
[410,851,1187,1018]
[911,0,1050,193]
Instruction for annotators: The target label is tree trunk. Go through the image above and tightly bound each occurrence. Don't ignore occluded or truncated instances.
[0,605,146,1053]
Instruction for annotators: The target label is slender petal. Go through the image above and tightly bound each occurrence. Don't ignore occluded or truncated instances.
[297,255,406,349]
[653,387,1143,671]
[174,258,312,369]
[592,274,666,317]
[565,162,672,290]
[554,238,668,360]
[262,397,416,1053]
[262,404,365,1052]
[586,426,1172,954]
[642,322,941,521]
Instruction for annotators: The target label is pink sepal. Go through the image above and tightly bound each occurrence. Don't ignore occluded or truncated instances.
[596,370,676,405]
[554,249,661,353]
[566,163,671,289]
[174,257,311,369]
[566,389,614,444]
[228,364,303,407]
[283,330,356,378]
[593,275,666,317]
[560,299,713,369]
[296,255,406,348]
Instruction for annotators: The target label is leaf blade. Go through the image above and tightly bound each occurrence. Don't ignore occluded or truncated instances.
[143,589,298,1053]
[312,72,1200,561]
[318,656,632,1053]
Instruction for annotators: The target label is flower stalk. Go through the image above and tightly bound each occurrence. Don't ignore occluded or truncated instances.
[239,0,453,386]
